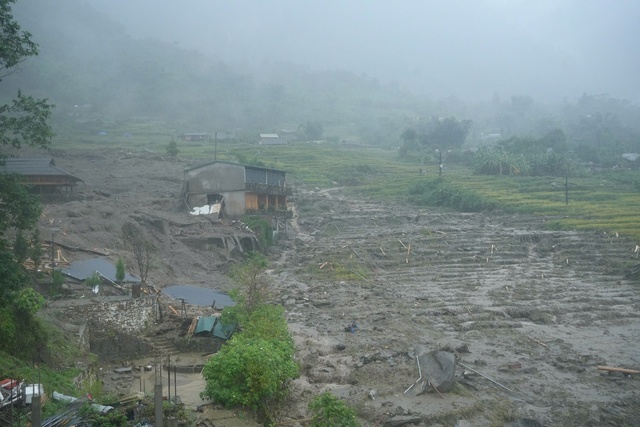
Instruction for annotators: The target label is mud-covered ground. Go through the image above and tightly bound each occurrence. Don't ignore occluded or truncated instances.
[32,147,640,426]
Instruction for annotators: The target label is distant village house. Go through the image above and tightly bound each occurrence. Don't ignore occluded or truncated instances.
[258,133,286,145]
[180,133,209,142]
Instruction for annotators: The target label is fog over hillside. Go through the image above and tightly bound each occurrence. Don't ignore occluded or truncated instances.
[84,0,640,103]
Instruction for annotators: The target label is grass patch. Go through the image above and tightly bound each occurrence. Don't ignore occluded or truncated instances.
[409,177,498,212]
[0,352,81,397]
[301,257,370,282]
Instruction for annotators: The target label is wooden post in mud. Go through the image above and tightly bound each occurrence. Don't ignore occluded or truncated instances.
[155,356,163,427]
[565,166,569,205]
[214,132,218,161]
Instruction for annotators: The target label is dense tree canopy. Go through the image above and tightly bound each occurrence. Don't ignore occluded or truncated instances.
[0,0,54,151]
[0,0,54,362]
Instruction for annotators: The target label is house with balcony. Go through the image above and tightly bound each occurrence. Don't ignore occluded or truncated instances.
[183,161,291,218]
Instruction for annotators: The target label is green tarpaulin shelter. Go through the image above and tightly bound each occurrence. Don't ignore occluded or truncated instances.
[194,316,235,340]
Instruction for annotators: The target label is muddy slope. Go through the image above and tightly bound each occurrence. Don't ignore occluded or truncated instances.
[272,187,640,426]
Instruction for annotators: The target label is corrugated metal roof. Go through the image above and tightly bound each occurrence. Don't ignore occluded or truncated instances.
[185,160,287,174]
[259,134,279,138]
[0,157,83,181]
[61,258,140,283]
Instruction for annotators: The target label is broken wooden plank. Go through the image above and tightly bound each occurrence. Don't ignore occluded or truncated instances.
[597,366,640,374]
[187,317,198,338]
[429,380,444,399]
[528,336,549,349]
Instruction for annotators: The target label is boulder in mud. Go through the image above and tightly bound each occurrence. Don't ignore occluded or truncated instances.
[419,350,456,392]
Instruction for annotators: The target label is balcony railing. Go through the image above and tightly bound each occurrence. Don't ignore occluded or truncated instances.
[244,182,292,196]
[245,208,293,218]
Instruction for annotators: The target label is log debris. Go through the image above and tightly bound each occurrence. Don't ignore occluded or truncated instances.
[597,366,639,374]
[528,336,549,349]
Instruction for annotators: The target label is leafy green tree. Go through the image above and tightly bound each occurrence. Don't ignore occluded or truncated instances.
[166,138,179,161]
[0,0,54,151]
[0,173,41,231]
[13,229,28,264]
[240,304,292,343]
[201,304,298,422]
[121,222,154,286]
[303,120,323,140]
[309,392,361,427]
[29,227,44,274]
[0,239,28,306]
[226,251,269,319]
[115,257,125,282]
[203,253,298,423]
[242,216,273,247]
[85,271,101,290]
[0,0,54,304]
[201,334,298,415]
[398,127,422,157]
[14,286,44,315]
[429,117,472,149]
[50,269,64,294]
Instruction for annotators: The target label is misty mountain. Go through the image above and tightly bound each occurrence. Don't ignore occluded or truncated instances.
[1,0,639,155]
[82,0,640,104]
[0,0,433,139]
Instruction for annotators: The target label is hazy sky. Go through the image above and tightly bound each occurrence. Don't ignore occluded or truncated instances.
[84,0,640,103]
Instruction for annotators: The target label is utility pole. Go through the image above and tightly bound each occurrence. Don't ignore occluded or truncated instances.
[565,164,569,206]
[50,228,60,272]
[214,132,218,161]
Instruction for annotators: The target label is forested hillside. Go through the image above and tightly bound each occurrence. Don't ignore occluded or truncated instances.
[1,0,639,159]
[0,0,426,142]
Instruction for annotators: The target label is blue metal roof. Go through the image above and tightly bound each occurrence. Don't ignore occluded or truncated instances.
[61,258,140,283]
[0,157,83,181]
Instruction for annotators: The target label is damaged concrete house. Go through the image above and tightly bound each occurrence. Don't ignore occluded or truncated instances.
[182,160,292,234]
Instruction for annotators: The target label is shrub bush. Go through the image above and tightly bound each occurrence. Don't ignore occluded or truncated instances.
[308,392,360,427]
[408,177,497,212]
[243,216,274,248]
[201,333,298,412]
